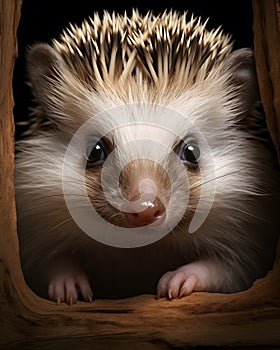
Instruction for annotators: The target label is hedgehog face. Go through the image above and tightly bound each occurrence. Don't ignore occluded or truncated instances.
[83,118,202,230]
[57,96,232,250]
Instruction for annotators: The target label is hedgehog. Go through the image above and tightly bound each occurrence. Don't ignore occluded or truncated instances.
[15,9,280,304]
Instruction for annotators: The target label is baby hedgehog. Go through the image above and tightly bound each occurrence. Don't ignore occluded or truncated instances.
[15,10,280,304]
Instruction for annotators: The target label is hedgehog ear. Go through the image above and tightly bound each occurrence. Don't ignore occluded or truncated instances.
[26,43,66,114]
[224,48,259,117]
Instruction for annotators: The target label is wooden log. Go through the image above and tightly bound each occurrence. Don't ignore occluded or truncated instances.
[0,0,280,349]
[253,0,280,160]
[0,0,23,304]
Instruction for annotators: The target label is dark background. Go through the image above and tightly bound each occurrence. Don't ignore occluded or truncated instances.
[13,0,254,138]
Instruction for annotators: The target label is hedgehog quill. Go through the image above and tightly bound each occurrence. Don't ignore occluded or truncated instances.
[15,10,280,304]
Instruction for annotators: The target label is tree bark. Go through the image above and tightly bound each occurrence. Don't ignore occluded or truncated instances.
[0,0,280,349]
[253,0,280,160]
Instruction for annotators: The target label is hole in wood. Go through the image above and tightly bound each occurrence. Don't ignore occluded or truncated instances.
[2,1,280,349]
[13,3,280,307]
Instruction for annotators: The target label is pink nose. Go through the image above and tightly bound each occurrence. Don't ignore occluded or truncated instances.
[125,197,166,227]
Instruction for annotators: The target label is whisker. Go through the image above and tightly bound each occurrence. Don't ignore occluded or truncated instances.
[231,208,270,224]
[47,217,73,233]
[190,170,241,191]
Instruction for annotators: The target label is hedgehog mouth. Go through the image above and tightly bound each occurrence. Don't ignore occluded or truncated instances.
[88,186,169,229]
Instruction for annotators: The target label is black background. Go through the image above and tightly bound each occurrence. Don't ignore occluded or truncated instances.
[13,0,253,138]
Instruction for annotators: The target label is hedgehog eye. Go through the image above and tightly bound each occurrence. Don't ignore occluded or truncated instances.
[181,142,200,164]
[86,142,106,166]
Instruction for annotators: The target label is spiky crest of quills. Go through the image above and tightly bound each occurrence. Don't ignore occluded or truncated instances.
[21,10,236,136]
[53,10,232,89]
[21,10,272,149]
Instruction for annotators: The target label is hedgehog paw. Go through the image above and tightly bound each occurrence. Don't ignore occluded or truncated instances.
[156,264,205,300]
[48,273,93,305]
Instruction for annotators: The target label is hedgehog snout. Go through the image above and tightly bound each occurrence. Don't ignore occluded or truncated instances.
[123,179,166,227]
[124,197,166,227]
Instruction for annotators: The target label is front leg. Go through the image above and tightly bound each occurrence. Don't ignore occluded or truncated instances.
[47,256,93,305]
[156,259,237,299]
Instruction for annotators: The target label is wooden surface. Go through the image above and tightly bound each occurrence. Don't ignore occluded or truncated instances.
[1,0,280,349]
[253,0,280,160]
[277,0,280,31]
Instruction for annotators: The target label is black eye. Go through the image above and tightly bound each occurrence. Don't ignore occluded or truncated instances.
[181,143,200,164]
[87,142,106,166]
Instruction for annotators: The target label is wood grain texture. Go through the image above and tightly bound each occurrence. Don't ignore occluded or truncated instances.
[0,0,280,349]
[253,0,280,160]
[0,0,23,303]
[277,0,280,31]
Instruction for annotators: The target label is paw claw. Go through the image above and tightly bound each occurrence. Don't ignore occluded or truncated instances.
[48,273,93,304]
[157,265,204,300]
[167,289,173,300]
